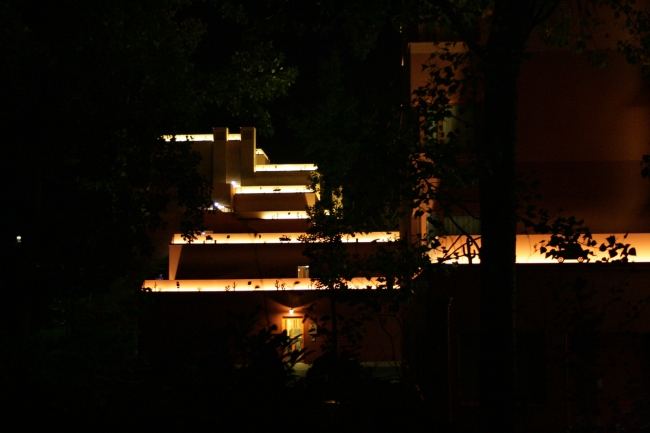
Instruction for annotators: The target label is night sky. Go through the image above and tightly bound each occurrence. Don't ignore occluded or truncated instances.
[187,1,403,163]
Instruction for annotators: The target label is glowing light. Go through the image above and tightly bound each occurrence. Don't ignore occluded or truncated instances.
[260,211,309,220]
[289,308,294,315]
[211,202,232,212]
[234,185,314,194]
[162,134,213,142]
[16,236,21,244]
[255,148,270,159]
[142,277,395,292]
[227,133,241,141]
[255,164,317,172]
[171,232,399,244]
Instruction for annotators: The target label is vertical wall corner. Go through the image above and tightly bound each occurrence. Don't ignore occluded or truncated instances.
[240,127,256,186]
[213,127,229,185]
[169,244,182,280]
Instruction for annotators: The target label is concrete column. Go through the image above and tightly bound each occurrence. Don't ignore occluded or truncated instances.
[212,127,234,208]
[226,141,241,186]
[212,127,228,184]
[240,127,256,186]
[168,244,182,280]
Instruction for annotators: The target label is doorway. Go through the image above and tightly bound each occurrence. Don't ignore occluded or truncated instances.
[282,317,303,353]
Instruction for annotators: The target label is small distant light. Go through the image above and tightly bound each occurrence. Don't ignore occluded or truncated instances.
[289,308,294,315]
[201,231,205,235]
[305,266,309,268]
[16,236,21,244]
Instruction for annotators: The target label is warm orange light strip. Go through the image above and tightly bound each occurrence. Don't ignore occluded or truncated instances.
[235,185,314,194]
[428,233,650,264]
[142,277,395,292]
[162,133,244,141]
[259,211,309,220]
[162,134,213,142]
[172,232,399,245]
[255,164,316,172]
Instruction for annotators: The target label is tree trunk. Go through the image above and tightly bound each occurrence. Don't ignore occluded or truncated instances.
[478,61,518,433]
[478,29,524,433]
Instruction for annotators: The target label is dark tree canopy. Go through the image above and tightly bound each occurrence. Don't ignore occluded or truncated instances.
[292,2,649,432]
[0,0,297,300]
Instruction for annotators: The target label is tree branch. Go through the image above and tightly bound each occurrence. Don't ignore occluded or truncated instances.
[531,0,563,28]
[424,0,484,55]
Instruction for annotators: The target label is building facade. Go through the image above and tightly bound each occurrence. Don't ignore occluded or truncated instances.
[142,127,402,375]
[142,11,650,429]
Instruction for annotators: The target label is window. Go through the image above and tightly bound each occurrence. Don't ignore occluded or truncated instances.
[443,106,475,147]
[443,215,481,235]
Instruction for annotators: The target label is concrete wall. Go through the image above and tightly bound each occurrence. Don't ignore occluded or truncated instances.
[408,44,650,234]
[139,290,403,366]
[517,52,650,232]
[252,171,312,187]
[234,192,315,214]
[172,241,383,280]
[404,263,650,432]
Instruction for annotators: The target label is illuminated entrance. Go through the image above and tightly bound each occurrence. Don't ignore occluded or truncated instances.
[282,317,303,353]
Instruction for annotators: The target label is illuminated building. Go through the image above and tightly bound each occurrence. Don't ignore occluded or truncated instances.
[142,127,403,376]
[142,16,650,425]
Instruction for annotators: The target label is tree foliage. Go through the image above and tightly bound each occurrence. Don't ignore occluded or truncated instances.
[0,0,296,299]
[292,1,649,432]
[406,2,648,431]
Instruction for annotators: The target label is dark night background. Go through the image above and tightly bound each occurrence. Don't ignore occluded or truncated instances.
[186,0,404,163]
[2,1,648,431]
[0,1,418,430]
